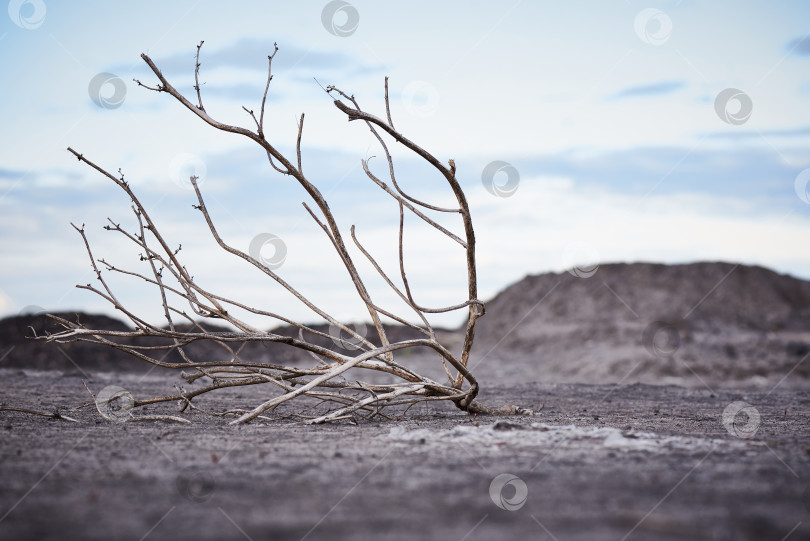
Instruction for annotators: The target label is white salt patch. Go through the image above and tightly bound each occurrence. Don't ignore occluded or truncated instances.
[386,422,752,455]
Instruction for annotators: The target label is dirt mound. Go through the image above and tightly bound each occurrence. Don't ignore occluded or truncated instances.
[0,312,142,373]
[480,262,810,333]
[469,262,810,388]
[0,312,432,375]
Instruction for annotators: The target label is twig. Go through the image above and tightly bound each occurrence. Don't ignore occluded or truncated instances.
[128,415,191,424]
[0,406,79,423]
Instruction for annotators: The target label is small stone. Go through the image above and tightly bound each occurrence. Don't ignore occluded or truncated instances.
[493,420,525,431]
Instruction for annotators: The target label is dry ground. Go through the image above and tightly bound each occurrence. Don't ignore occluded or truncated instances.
[1,368,809,541]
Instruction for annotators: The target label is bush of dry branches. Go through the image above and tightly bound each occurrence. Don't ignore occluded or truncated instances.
[45,42,528,424]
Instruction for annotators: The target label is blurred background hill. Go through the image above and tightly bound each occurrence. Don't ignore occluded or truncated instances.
[2,262,808,389]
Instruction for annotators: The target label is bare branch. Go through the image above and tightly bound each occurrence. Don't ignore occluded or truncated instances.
[384,76,394,129]
[259,42,278,137]
[194,40,205,111]
[0,405,78,423]
[296,113,304,174]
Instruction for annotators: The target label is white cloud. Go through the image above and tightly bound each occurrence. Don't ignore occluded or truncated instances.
[0,287,9,314]
[469,175,810,302]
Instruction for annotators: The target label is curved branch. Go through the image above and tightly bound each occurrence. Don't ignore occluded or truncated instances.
[330,98,481,371]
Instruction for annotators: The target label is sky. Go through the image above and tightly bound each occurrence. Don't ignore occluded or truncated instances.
[1,0,809,330]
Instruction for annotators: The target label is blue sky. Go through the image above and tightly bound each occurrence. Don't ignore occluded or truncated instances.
[1,0,809,329]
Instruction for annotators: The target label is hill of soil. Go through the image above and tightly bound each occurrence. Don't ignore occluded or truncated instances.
[0,312,430,376]
[468,261,810,388]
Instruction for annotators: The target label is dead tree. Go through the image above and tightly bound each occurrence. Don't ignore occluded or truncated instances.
[48,42,527,424]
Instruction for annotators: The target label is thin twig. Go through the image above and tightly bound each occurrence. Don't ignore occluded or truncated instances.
[0,406,78,423]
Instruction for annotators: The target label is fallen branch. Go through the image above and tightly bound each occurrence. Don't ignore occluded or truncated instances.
[0,405,79,423]
[42,41,527,424]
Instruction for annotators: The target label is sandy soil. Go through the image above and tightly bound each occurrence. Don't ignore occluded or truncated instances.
[1,368,809,541]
